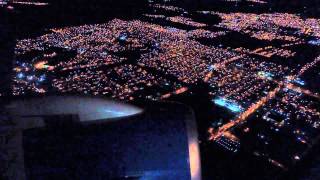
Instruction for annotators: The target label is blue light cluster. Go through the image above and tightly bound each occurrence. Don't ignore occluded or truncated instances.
[308,39,320,46]
[38,75,46,82]
[118,33,128,41]
[213,97,242,113]
[27,75,34,81]
[258,71,274,80]
[167,27,179,32]
[208,65,216,71]
[151,41,160,51]
[293,78,305,86]
[17,73,24,79]
[77,48,86,54]
[286,77,306,86]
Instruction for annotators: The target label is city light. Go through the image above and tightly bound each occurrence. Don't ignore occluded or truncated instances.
[214,97,242,113]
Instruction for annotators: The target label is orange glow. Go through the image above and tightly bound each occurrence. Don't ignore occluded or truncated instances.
[189,142,201,180]
[34,61,54,70]
[34,61,48,69]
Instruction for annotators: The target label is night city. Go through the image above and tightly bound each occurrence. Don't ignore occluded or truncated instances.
[0,0,320,179]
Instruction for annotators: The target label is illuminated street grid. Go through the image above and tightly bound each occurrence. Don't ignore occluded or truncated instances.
[12,2,320,170]
[209,12,320,41]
